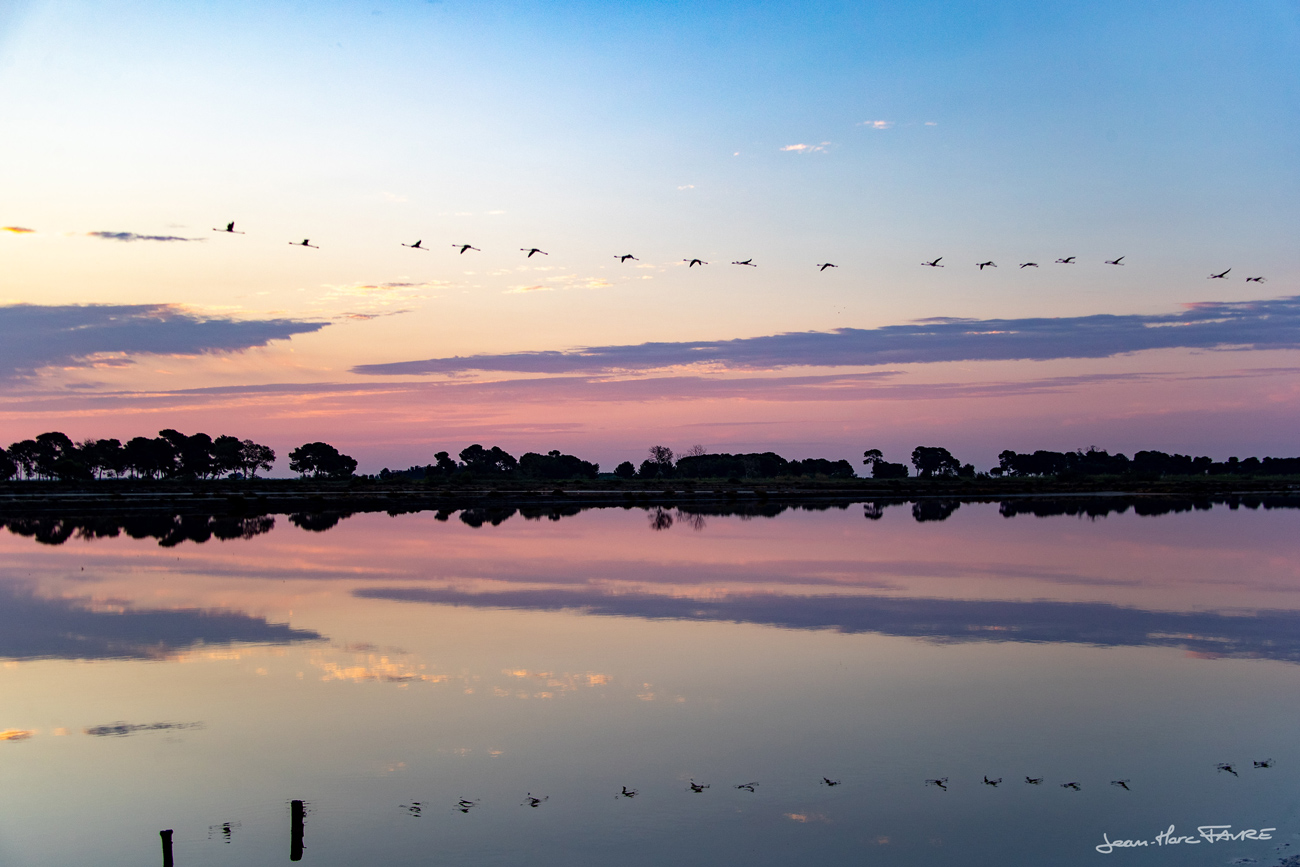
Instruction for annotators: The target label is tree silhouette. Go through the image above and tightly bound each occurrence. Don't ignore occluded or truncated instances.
[911,446,960,478]
[288,442,357,479]
[614,461,636,479]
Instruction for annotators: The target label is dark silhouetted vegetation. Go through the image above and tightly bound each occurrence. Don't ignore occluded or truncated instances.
[2,430,275,481]
[288,442,357,479]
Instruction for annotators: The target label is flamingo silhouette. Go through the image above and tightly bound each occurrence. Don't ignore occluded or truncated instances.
[1055,257,1075,264]
[618,786,637,798]
[977,261,996,270]
[983,776,1002,787]
[452,244,480,254]
[1254,759,1274,768]
[290,239,318,248]
[213,222,244,234]
[521,248,548,258]
[1105,256,1125,265]
[732,259,756,266]
[402,240,426,250]
[615,254,638,263]
[1208,268,1231,279]
[1216,763,1238,777]
[816,263,837,271]
[822,778,841,787]
[688,781,710,793]
[684,258,707,267]
[1061,782,1081,791]
[734,782,758,792]
[925,778,948,791]
[922,257,943,267]
[1246,276,1266,283]
[1111,780,1131,790]
[1019,262,1038,268]
[1025,777,1043,785]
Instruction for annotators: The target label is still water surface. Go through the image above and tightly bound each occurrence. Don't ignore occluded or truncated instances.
[1,500,1298,865]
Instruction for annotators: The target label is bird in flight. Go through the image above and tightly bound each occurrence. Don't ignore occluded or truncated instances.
[1254,759,1274,768]
[732,259,756,266]
[1061,782,1081,791]
[1216,763,1238,777]
[684,258,708,267]
[455,799,478,813]
[1024,777,1043,785]
[1055,256,1075,264]
[618,786,638,798]
[402,240,426,250]
[734,782,758,793]
[1105,256,1125,265]
[1019,262,1039,268]
[615,254,638,263]
[1246,276,1266,283]
[1208,268,1231,279]
[922,257,944,267]
[925,778,948,791]
[452,244,480,254]
[977,261,996,270]
[688,781,710,793]
[290,239,318,248]
[1110,780,1131,790]
[521,247,548,258]
[816,263,837,271]
[213,222,244,234]
[983,776,1002,787]
[523,794,548,808]
[822,778,841,787]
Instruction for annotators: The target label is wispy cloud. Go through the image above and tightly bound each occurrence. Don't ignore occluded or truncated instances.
[352,296,1300,376]
[0,303,327,381]
[677,184,695,190]
[860,120,893,129]
[88,231,200,243]
[505,285,552,294]
[2,226,35,234]
[781,142,830,153]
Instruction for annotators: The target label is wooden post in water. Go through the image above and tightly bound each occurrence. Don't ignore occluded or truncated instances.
[160,829,174,867]
[290,799,305,861]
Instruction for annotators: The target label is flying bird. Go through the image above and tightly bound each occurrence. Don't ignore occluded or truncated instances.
[521,247,548,258]
[684,258,708,267]
[821,778,841,787]
[925,778,948,790]
[1246,276,1266,283]
[688,781,710,793]
[618,786,638,798]
[977,261,996,270]
[615,254,638,263]
[922,257,944,267]
[1208,268,1231,279]
[290,239,318,248]
[213,222,244,234]
[1055,257,1076,264]
[1110,780,1131,790]
[402,240,426,250]
[1019,262,1039,268]
[732,259,756,266]
[1024,777,1043,785]
[1061,782,1081,791]
[816,263,837,271]
[1254,759,1274,768]
[983,776,1002,787]
[734,782,758,793]
[1105,256,1125,265]
[455,799,479,813]
[452,244,480,254]
[523,794,548,808]
[1217,763,1238,777]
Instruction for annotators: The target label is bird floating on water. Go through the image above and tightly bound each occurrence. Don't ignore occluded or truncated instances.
[213,221,243,234]
[615,254,638,263]
[1105,256,1125,265]
[521,248,548,258]
[452,244,480,254]
[290,239,318,248]
[1208,268,1231,279]
[732,259,756,266]
[977,261,996,270]
[816,263,837,271]
[922,257,944,267]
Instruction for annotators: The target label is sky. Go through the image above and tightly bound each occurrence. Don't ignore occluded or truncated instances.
[1,0,1297,473]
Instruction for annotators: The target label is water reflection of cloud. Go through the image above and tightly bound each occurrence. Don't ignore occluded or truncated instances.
[355,586,1300,665]
[84,721,203,737]
[0,582,322,661]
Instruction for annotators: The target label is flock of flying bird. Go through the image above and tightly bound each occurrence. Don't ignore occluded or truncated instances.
[211,222,1268,281]
[397,760,1274,815]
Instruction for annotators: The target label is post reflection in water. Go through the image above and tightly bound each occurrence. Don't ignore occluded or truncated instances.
[1,500,1299,866]
[160,829,173,867]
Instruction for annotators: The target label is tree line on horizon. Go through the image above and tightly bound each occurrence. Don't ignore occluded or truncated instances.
[4,432,1300,483]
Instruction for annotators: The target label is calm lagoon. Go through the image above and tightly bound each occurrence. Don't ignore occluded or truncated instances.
[1,499,1298,866]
